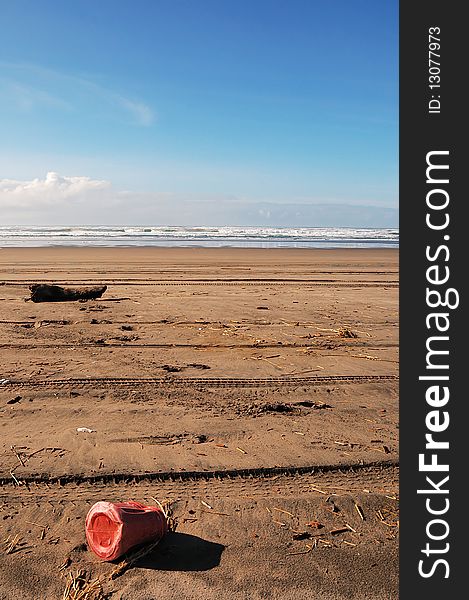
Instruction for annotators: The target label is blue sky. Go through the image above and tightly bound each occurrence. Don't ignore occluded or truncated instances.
[0,0,398,226]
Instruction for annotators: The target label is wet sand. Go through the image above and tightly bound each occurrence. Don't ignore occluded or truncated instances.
[0,247,398,599]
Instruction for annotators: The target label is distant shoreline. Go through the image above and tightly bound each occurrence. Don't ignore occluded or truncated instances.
[1,242,399,249]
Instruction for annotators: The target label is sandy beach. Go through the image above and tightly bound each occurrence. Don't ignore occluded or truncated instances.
[0,247,398,599]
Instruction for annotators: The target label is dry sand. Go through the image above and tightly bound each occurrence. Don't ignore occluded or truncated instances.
[0,247,398,599]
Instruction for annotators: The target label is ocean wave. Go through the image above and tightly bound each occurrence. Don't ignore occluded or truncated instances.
[0,226,399,248]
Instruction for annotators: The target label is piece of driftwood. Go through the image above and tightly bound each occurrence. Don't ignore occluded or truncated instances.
[29,284,107,303]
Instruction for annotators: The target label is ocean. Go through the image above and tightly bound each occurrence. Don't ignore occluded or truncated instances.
[0,226,399,248]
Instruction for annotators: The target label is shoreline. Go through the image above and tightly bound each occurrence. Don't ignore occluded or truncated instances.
[1,243,399,250]
[1,245,399,254]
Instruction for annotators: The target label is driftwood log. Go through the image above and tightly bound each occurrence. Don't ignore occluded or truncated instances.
[29,284,107,303]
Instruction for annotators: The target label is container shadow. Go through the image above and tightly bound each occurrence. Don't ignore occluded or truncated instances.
[136,532,224,571]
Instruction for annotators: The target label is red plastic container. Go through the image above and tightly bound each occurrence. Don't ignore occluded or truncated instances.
[85,500,168,561]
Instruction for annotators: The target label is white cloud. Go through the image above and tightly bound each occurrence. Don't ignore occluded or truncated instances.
[116,97,155,127]
[0,172,398,228]
[0,171,111,209]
